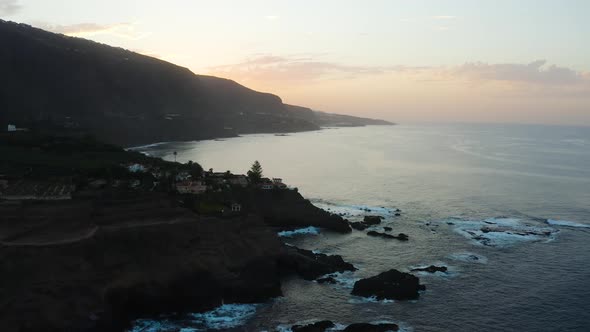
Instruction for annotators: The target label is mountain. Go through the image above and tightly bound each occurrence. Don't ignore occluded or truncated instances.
[0,20,392,147]
[285,104,394,127]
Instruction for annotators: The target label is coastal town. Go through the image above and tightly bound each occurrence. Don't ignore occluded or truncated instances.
[0,128,294,220]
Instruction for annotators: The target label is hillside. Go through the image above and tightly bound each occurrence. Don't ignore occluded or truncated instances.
[285,104,394,127]
[0,20,391,147]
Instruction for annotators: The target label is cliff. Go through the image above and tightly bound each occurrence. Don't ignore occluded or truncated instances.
[0,134,356,331]
[0,20,318,146]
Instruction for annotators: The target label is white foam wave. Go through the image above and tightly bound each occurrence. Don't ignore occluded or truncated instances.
[546,219,589,228]
[128,303,259,332]
[312,201,398,221]
[278,226,320,238]
[348,296,395,304]
[439,217,557,247]
[317,270,360,289]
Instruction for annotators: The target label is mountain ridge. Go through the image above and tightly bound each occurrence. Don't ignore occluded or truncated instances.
[0,19,393,147]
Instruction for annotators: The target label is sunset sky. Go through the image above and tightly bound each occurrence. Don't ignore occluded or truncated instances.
[2,0,589,125]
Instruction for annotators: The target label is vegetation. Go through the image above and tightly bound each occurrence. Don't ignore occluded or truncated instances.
[0,132,201,183]
[247,160,263,184]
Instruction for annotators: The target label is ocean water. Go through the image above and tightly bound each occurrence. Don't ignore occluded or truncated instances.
[132,124,590,331]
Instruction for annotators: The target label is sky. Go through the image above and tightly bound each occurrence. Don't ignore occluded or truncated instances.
[2,0,590,125]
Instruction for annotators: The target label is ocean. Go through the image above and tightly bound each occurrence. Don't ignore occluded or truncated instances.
[131,123,590,331]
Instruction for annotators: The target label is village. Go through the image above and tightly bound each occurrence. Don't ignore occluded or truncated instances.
[0,129,292,219]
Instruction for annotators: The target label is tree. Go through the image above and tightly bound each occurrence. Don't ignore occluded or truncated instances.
[247,160,263,184]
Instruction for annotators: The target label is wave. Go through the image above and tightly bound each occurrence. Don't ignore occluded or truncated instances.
[278,226,320,238]
[439,217,558,247]
[126,141,171,150]
[546,219,589,228]
[317,270,360,289]
[311,200,399,221]
[348,296,395,304]
[129,303,259,332]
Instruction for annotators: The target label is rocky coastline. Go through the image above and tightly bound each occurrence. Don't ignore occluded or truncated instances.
[0,189,358,332]
[1,134,418,332]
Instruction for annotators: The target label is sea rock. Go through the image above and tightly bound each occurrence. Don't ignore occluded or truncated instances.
[279,247,356,280]
[383,227,392,232]
[343,323,399,332]
[351,269,425,300]
[292,320,335,332]
[350,222,370,231]
[363,216,383,225]
[244,190,352,233]
[0,212,284,332]
[411,265,448,273]
[367,231,409,241]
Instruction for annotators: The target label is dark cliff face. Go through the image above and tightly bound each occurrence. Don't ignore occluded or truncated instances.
[0,20,319,146]
[0,214,285,332]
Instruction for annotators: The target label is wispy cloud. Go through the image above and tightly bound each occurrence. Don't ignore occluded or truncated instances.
[207,55,590,95]
[451,60,586,85]
[207,54,420,83]
[37,21,150,40]
[0,0,21,16]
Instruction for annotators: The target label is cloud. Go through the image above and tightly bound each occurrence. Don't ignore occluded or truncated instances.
[452,60,586,85]
[37,22,150,40]
[0,0,21,16]
[207,55,418,83]
[207,55,590,97]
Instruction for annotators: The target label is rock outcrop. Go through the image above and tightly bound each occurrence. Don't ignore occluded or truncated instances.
[292,320,336,332]
[367,231,409,241]
[242,189,352,233]
[351,269,425,301]
[279,247,356,280]
[411,265,448,273]
[0,215,285,332]
[363,216,383,225]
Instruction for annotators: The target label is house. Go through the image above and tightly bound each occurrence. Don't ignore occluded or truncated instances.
[231,203,242,212]
[221,202,243,217]
[176,181,207,194]
[260,178,274,190]
[228,175,248,187]
[272,178,288,189]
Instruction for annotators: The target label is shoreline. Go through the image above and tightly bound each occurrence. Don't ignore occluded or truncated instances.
[124,124,396,150]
